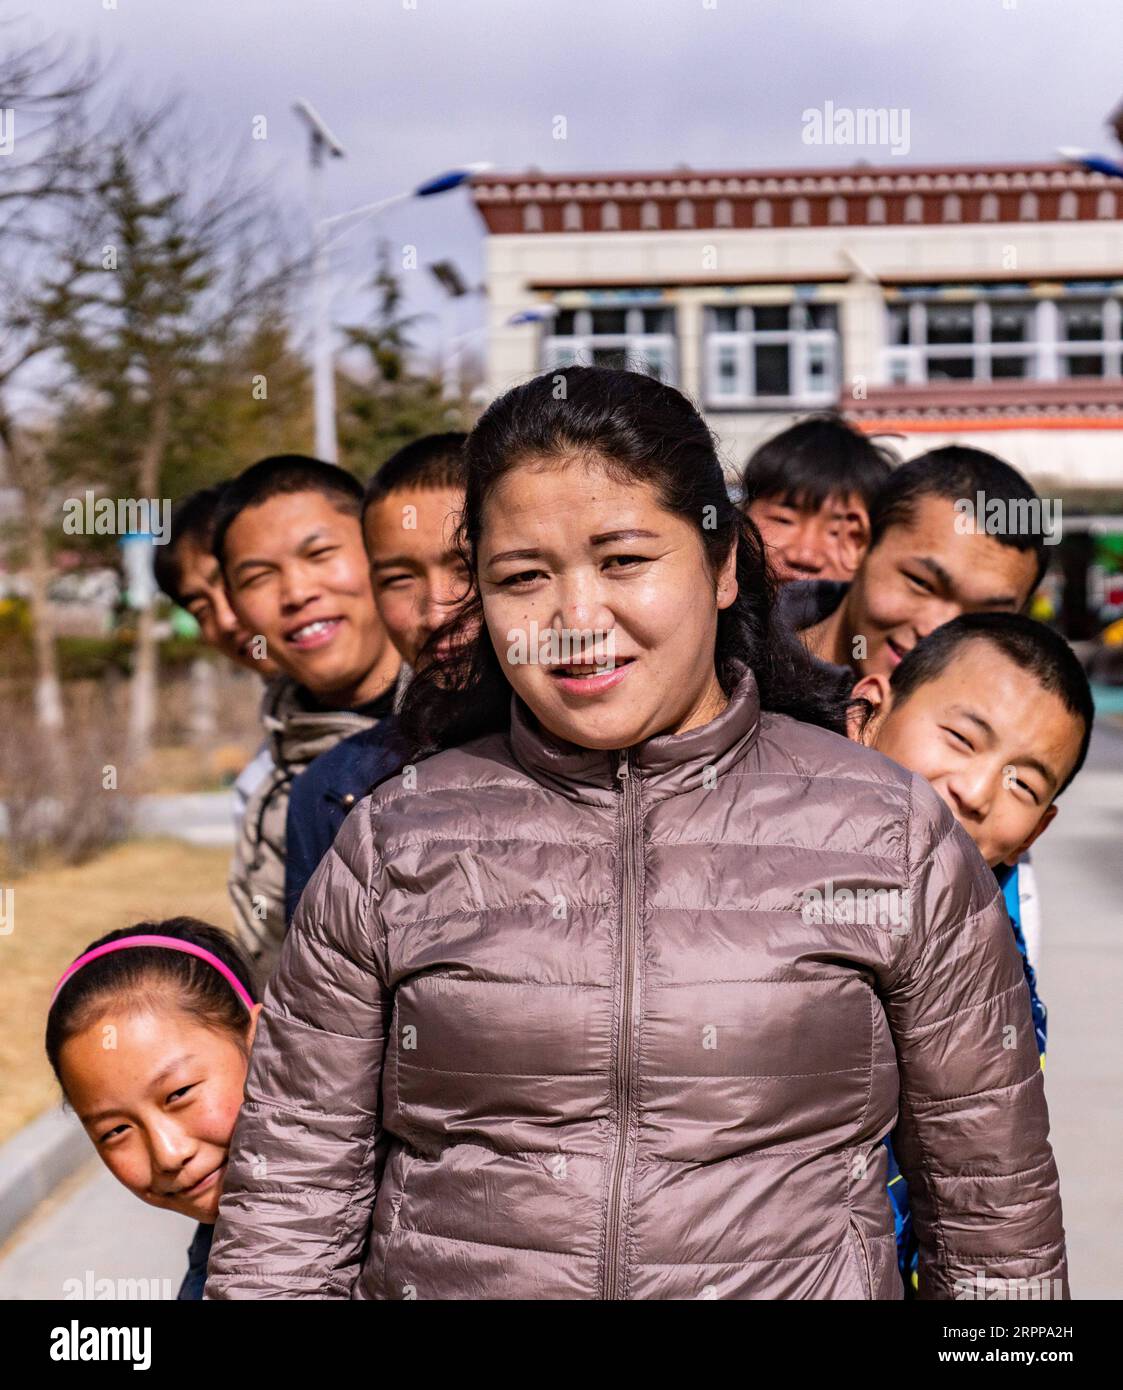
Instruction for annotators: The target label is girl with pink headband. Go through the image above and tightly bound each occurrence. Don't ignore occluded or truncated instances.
[45,919,261,1300]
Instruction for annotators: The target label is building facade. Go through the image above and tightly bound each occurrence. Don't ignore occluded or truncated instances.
[471,162,1123,503]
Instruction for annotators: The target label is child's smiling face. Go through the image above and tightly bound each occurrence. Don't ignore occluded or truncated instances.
[60,1004,259,1223]
[364,487,471,669]
[747,490,868,583]
[855,639,1083,868]
[845,496,1040,679]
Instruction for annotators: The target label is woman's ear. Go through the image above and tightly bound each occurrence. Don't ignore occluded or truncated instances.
[246,1001,263,1051]
[847,673,891,743]
[716,535,739,610]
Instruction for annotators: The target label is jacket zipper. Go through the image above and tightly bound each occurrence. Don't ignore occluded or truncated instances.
[603,747,641,1300]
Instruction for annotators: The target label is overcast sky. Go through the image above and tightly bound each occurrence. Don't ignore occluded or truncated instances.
[24,0,1123,370]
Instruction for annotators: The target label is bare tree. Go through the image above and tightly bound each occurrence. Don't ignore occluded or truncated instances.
[0,30,100,744]
[32,106,299,765]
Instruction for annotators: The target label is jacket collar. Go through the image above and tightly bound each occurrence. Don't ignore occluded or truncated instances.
[508,662,762,805]
[260,676,384,771]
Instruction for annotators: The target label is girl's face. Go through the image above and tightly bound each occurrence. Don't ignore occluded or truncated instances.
[59,1002,260,1224]
[478,456,737,750]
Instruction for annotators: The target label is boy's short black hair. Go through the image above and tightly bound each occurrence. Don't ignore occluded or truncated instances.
[741,414,896,511]
[154,484,227,605]
[212,455,364,567]
[363,433,468,512]
[889,612,1094,797]
[869,444,1049,591]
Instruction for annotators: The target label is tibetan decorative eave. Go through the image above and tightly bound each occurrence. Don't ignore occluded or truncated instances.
[472,162,1123,234]
[846,380,1123,432]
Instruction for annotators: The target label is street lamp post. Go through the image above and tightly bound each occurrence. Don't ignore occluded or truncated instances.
[295,99,489,462]
[294,101,347,462]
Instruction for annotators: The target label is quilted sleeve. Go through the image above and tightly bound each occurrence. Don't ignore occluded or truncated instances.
[205,797,390,1299]
[883,774,1068,1302]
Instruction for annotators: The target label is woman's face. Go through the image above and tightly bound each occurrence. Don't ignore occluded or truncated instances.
[60,1003,259,1224]
[478,455,737,750]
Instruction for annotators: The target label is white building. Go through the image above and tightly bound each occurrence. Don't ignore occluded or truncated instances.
[471,162,1123,503]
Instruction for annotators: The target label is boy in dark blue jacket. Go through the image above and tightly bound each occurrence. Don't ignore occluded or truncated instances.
[851,611,1093,1290]
[285,434,470,922]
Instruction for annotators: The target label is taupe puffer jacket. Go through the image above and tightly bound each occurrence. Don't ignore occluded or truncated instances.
[207,666,1067,1300]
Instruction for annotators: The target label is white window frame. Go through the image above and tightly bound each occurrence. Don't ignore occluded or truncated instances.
[881,293,1123,384]
[702,303,840,408]
[542,305,678,384]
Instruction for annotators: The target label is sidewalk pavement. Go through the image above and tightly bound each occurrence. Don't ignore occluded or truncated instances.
[0,1158,196,1300]
[1028,724,1123,1299]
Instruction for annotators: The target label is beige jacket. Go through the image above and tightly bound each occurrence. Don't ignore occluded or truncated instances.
[228,677,382,982]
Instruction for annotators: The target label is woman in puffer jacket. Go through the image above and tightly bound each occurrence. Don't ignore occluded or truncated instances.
[207,366,1067,1301]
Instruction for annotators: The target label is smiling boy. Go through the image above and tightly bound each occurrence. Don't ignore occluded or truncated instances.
[778,446,1048,692]
[850,611,1093,1292]
[156,485,280,677]
[212,455,402,978]
[742,414,895,584]
[284,434,470,922]
[155,485,282,833]
[853,613,1092,875]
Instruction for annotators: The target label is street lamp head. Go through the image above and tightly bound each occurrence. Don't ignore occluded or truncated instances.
[414,162,493,197]
[1057,146,1123,178]
[294,99,347,160]
[508,305,559,326]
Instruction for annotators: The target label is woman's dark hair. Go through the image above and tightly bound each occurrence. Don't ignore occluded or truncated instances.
[45,919,259,1094]
[398,365,852,756]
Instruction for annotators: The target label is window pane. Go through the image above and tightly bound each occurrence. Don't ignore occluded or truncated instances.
[754,343,791,395]
[806,342,834,388]
[926,356,975,380]
[632,347,671,382]
[553,310,577,336]
[926,304,975,346]
[887,305,911,347]
[753,305,790,331]
[991,356,1030,378]
[642,308,674,334]
[710,306,739,332]
[713,346,739,395]
[591,346,628,370]
[990,304,1034,343]
[806,304,839,330]
[590,309,628,335]
[1061,302,1105,341]
[543,343,582,370]
[1062,352,1105,377]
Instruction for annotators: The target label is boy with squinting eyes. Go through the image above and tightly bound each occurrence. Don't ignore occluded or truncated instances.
[851,610,1094,1291]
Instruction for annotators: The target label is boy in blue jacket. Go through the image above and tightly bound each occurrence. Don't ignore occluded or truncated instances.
[850,612,1093,1290]
[284,434,470,922]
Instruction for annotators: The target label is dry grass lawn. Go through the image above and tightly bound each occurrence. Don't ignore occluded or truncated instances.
[0,839,232,1144]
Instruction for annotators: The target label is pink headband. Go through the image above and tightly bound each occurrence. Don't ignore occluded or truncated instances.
[50,935,256,1014]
